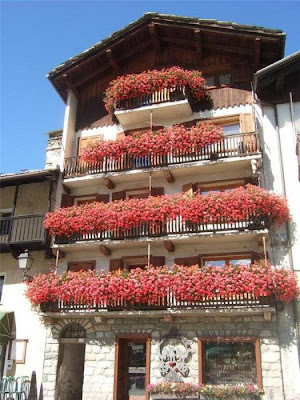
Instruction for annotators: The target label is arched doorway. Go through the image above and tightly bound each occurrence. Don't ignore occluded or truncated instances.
[55,323,86,400]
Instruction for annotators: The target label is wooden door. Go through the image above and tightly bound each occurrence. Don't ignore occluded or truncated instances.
[114,336,150,400]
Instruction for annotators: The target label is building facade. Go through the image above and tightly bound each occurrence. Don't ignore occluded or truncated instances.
[1,13,300,400]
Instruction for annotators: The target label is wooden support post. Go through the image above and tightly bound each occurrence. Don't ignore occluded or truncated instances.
[164,170,174,183]
[194,29,203,64]
[104,177,115,189]
[255,38,261,70]
[106,49,122,76]
[99,245,111,256]
[164,240,175,253]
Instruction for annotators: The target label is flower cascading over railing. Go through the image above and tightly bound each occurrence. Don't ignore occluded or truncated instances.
[26,263,298,308]
[44,185,290,238]
[148,382,261,399]
[81,124,224,165]
[103,66,207,113]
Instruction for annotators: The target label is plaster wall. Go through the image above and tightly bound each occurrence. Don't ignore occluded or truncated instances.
[42,314,283,400]
[0,186,15,210]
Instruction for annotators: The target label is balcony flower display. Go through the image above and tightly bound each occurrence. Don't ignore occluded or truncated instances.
[26,263,298,308]
[103,66,206,113]
[44,185,289,238]
[81,124,224,165]
[148,382,261,399]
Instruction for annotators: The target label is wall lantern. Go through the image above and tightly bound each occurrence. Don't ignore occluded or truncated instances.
[17,250,34,281]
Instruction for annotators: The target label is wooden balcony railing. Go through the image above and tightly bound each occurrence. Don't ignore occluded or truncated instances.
[40,293,274,313]
[114,85,189,111]
[64,132,260,178]
[0,214,47,245]
[55,214,269,245]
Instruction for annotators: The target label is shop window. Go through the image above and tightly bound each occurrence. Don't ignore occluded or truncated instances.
[67,260,96,272]
[198,337,262,389]
[0,275,5,302]
[201,253,252,268]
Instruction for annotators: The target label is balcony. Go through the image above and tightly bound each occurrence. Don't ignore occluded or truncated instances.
[54,214,269,245]
[40,293,274,314]
[64,132,260,179]
[114,86,193,128]
[0,214,48,252]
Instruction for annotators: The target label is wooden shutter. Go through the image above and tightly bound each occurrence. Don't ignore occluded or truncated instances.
[109,258,124,272]
[151,256,166,267]
[67,260,96,272]
[240,114,255,133]
[78,135,103,156]
[61,194,74,208]
[174,256,199,266]
[96,194,109,203]
[112,190,125,201]
[182,183,195,194]
[151,187,165,197]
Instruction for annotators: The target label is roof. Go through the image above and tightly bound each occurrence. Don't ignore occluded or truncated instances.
[0,168,59,188]
[48,12,285,79]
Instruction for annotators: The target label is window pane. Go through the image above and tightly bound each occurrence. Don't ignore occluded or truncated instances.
[230,258,251,266]
[223,123,240,135]
[204,342,257,385]
[206,77,215,86]
[204,260,226,267]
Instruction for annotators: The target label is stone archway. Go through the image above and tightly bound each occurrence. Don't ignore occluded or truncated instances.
[55,323,86,400]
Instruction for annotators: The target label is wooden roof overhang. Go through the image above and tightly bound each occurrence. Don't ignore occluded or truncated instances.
[47,13,286,103]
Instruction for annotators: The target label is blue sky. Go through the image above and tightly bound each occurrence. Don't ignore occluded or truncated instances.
[1,1,300,174]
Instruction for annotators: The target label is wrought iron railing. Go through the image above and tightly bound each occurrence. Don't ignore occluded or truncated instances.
[114,85,189,110]
[0,214,47,244]
[64,132,260,178]
[55,214,269,245]
[40,293,274,313]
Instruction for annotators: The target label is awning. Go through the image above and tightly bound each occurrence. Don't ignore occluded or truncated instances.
[0,312,14,345]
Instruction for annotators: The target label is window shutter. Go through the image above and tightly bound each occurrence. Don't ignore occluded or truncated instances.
[151,256,166,267]
[151,187,165,197]
[112,190,125,201]
[182,183,195,194]
[109,258,124,272]
[61,194,74,208]
[174,256,199,266]
[96,194,109,203]
[78,135,103,156]
[67,260,96,272]
[239,114,255,133]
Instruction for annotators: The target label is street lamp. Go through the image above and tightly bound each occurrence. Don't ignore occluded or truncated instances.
[17,250,33,281]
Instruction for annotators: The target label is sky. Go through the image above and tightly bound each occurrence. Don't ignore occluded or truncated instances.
[1,0,300,174]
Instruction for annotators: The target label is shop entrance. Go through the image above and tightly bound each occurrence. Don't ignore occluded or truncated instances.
[115,335,150,400]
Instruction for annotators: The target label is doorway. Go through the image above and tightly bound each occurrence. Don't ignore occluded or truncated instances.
[114,335,151,400]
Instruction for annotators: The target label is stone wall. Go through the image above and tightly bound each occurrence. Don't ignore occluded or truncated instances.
[42,313,283,400]
[45,130,62,170]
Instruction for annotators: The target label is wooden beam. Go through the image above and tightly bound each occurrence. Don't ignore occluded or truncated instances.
[164,240,175,253]
[149,23,161,63]
[104,177,115,189]
[164,170,174,183]
[51,249,65,259]
[99,245,111,256]
[62,184,71,195]
[106,49,122,76]
[194,29,203,63]
[255,38,261,69]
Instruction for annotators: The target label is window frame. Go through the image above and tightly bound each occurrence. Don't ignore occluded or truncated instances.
[201,252,253,267]
[197,179,246,195]
[198,337,262,390]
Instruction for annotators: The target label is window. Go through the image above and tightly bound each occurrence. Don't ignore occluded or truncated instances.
[198,338,262,388]
[201,254,252,268]
[0,211,12,235]
[198,179,246,195]
[0,275,5,302]
[126,189,149,200]
[222,123,240,136]
[67,260,96,272]
[205,74,232,87]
